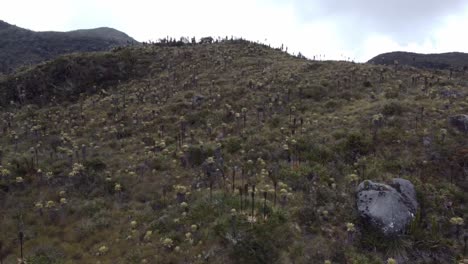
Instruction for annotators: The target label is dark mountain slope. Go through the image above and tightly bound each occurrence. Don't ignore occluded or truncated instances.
[0,20,137,74]
[368,51,468,71]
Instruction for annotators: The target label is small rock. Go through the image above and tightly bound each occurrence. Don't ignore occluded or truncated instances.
[449,114,468,133]
[422,136,432,147]
[191,95,205,107]
[440,89,462,98]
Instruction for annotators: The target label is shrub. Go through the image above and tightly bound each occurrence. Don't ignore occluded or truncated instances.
[278,164,314,191]
[384,88,399,99]
[303,84,327,101]
[336,131,372,161]
[268,116,281,128]
[147,155,171,171]
[10,155,35,176]
[26,245,65,264]
[302,144,333,164]
[324,100,339,109]
[230,211,290,264]
[363,80,372,87]
[187,145,213,166]
[382,101,405,116]
[186,110,210,126]
[84,158,106,172]
[225,137,243,154]
[379,127,404,144]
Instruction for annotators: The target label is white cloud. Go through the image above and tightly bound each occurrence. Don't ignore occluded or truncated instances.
[432,9,468,52]
[1,0,74,31]
[1,0,468,62]
[356,6,468,61]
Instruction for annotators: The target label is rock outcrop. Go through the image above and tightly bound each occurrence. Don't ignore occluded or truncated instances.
[356,178,418,235]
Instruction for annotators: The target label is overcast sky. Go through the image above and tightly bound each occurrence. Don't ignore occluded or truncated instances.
[2,0,468,61]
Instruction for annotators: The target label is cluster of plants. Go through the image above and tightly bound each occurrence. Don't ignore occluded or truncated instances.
[0,39,466,263]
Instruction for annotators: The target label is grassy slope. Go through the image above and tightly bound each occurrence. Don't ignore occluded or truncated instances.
[0,40,467,264]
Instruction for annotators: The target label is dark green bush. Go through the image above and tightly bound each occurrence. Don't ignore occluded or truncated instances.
[187,145,213,166]
[324,100,339,109]
[382,101,405,116]
[363,80,372,87]
[10,155,35,176]
[230,211,290,264]
[25,245,65,264]
[84,158,106,172]
[303,84,327,101]
[336,131,372,161]
[225,137,243,154]
[147,155,171,171]
[268,116,281,128]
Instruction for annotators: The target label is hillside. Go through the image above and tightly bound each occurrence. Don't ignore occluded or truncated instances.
[0,20,137,74]
[368,51,468,72]
[0,40,467,264]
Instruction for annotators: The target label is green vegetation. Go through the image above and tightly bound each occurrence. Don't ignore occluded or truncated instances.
[0,39,466,263]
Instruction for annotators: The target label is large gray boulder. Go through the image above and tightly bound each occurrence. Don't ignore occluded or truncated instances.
[449,114,468,132]
[356,178,418,236]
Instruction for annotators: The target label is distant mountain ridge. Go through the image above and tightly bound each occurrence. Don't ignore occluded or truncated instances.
[66,27,136,43]
[0,20,137,74]
[368,51,468,71]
